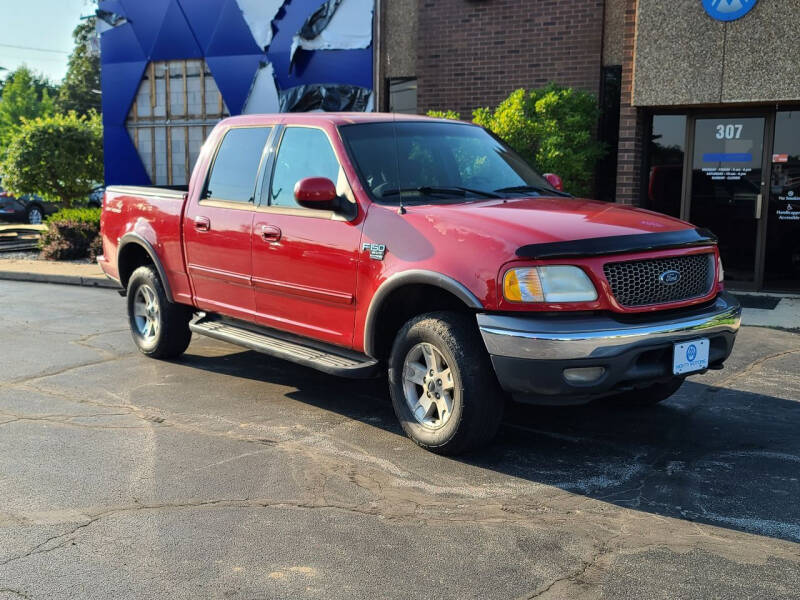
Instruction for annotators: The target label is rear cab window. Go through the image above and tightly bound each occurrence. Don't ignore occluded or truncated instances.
[204,127,272,204]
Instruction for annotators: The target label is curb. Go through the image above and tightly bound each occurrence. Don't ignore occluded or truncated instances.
[0,270,121,290]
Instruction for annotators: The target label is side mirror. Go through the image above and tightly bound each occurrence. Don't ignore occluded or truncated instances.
[294,177,337,209]
[543,173,564,192]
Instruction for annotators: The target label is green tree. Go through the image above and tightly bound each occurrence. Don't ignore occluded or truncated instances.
[0,66,55,149]
[472,84,605,196]
[0,111,103,207]
[57,18,102,116]
[0,66,58,101]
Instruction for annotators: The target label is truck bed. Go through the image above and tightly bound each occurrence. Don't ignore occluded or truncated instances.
[98,185,191,301]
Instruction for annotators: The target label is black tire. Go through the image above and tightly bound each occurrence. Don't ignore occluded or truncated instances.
[388,311,504,455]
[26,204,44,224]
[126,265,193,359]
[606,377,685,407]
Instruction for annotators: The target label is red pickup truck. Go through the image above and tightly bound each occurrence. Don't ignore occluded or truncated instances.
[99,113,741,454]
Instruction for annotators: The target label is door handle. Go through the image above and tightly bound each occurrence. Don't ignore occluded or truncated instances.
[194,216,211,231]
[755,193,762,219]
[260,224,282,242]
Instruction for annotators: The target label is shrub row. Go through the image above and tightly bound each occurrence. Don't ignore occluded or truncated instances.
[39,207,102,260]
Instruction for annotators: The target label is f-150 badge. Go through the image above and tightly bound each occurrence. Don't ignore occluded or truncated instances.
[362,243,386,260]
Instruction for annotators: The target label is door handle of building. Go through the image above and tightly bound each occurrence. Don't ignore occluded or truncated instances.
[194,216,211,231]
[755,193,762,219]
[260,224,282,242]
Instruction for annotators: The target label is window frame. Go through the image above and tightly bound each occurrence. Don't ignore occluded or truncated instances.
[200,125,274,210]
[257,124,357,221]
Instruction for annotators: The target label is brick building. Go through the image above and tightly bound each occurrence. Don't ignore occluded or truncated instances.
[376,0,800,292]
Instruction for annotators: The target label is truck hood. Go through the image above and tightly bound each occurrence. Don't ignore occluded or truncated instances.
[415,196,692,249]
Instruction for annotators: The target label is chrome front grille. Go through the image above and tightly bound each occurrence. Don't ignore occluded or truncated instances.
[603,253,715,307]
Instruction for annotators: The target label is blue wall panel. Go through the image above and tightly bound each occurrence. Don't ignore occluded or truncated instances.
[180,0,225,54]
[99,23,146,65]
[150,0,204,60]
[104,125,152,186]
[205,0,262,56]
[267,0,373,90]
[100,60,147,126]
[205,54,266,115]
[101,0,374,185]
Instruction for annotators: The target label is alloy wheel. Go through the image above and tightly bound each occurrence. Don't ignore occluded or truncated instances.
[28,207,43,224]
[402,342,456,429]
[133,284,160,342]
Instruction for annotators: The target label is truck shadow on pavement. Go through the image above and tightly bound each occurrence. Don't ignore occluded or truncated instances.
[182,348,800,544]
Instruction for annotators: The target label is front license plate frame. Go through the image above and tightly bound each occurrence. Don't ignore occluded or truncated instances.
[673,338,710,375]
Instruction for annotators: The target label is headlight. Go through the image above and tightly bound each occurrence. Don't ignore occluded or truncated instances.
[503,266,597,303]
[717,256,724,283]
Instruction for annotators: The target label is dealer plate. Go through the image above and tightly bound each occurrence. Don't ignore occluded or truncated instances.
[673,338,710,375]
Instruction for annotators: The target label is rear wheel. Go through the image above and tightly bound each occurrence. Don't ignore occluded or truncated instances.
[126,265,192,359]
[26,205,43,224]
[388,311,504,455]
[606,377,685,407]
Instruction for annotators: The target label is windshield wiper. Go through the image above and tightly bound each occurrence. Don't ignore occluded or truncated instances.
[380,186,501,200]
[494,185,571,197]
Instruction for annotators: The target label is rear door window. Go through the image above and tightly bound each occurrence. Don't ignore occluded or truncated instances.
[205,127,271,203]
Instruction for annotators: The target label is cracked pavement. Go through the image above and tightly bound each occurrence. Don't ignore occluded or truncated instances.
[1,280,799,599]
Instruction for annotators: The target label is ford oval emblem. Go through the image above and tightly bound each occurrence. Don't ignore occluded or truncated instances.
[659,270,681,285]
[702,0,758,22]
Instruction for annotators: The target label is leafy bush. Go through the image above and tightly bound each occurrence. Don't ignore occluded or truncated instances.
[39,213,100,261]
[88,233,104,261]
[47,206,101,226]
[0,111,103,207]
[426,110,461,120]
[472,85,605,196]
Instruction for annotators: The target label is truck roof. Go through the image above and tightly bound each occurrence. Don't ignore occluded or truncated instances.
[218,112,466,127]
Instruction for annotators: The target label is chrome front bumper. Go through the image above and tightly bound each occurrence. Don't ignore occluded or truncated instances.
[477,292,741,402]
[477,292,741,361]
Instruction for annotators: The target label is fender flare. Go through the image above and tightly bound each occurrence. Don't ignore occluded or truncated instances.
[363,270,484,357]
[117,233,175,302]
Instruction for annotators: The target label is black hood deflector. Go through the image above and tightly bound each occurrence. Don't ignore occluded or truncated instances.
[516,228,718,260]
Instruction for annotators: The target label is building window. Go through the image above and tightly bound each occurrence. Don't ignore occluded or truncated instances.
[645,115,686,217]
[387,77,417,114]
[595,66,621,202]
[127,60,230,186]
[765,111,800,290]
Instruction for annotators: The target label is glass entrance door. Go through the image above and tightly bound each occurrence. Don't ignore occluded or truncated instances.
[689,117,766,285]
[765,111,800,291]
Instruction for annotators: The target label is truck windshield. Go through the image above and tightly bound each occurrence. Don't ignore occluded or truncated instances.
[339,121,566,204]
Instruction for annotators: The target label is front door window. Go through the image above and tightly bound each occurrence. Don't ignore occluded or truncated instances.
[689,117,765,284]
[765,111,800,291]
[269,127,344,208]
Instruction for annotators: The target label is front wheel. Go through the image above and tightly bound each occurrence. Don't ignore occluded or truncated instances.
[126,265,193,359]
[388,311,504,455]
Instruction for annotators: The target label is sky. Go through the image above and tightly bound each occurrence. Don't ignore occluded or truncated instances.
[0,0,93,84]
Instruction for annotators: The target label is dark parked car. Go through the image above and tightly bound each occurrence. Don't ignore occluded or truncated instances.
[88,185,105,208]
[0,180,58,224]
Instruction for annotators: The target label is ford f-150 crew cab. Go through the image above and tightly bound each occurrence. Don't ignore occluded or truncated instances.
[99,113,741,454]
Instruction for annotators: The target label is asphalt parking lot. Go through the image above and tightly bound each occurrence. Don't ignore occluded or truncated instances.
[1,280,799,599]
